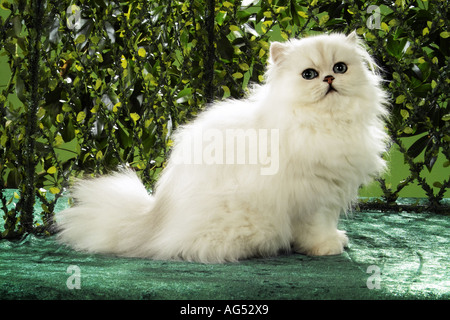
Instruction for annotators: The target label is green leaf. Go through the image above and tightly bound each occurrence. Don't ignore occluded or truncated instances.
[395,95,406,104]
[386,37,407,58]
[222,1,233,8]
[400,109,409,119]
[49,187,60,194]
[222,85,231,99]
[176,88,192,101]
[258,48,266,58]
[75,34,86,44]
[0,0,11,10]
[239,63,249,71]
[407,135,431,158]
[216,11,227,26]
[138,48,146,58]
[431,80,437,89]
[319,14,329,26]
[56,114,64,123]
[15,74,26,103]
[0,134,7,147]
[403,127,414,134]
[297,11,308,18]
[121,55,127,69]
[76,111,86,122]
[94,78,102,90]
[433,181,443,188]
[49,78,58,91]
[130,113,140,124]
[232,72,243,79]
[96,150,103,160]
[47,166,57,174]
[113,102,122,113]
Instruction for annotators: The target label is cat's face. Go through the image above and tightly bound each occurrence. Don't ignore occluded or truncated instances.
[268,32,374,106]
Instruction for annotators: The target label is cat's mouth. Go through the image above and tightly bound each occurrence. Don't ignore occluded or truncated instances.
[326,85,337,95]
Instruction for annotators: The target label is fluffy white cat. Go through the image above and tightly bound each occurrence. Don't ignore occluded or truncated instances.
[56,32,389,263]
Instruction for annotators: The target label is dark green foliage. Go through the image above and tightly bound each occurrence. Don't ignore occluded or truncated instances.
[0,0,448,238]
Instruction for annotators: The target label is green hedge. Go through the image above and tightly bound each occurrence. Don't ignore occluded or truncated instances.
[0,0,449,238]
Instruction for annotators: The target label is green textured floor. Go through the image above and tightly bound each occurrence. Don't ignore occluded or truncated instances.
[0,193,449,300]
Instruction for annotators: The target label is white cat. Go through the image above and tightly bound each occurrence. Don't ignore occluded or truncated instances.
[56,32,389,263]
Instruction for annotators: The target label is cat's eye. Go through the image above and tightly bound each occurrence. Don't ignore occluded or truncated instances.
[333,62,347,74]
[302,69,319,80]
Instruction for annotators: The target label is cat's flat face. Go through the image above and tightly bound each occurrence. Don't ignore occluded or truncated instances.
[268,33,373,106]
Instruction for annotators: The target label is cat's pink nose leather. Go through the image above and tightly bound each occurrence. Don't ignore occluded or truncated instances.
[323,75,335,84]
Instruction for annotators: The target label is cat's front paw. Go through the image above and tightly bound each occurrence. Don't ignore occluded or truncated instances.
[299,230,349,256]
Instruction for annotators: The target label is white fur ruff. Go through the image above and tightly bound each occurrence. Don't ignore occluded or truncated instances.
[56,32,389,263]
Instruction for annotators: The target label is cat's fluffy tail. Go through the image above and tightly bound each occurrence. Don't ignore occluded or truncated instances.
[55,169,154,255]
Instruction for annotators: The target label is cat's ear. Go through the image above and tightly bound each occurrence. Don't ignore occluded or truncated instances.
[346,30,358,43]
[270,42,288,64]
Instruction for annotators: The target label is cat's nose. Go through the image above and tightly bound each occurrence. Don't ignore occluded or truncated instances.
[323,75,335,84]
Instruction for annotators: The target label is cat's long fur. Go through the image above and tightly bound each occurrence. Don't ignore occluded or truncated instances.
[56,32,389,263]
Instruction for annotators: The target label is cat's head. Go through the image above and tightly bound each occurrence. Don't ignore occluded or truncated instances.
[266,32,382,108]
